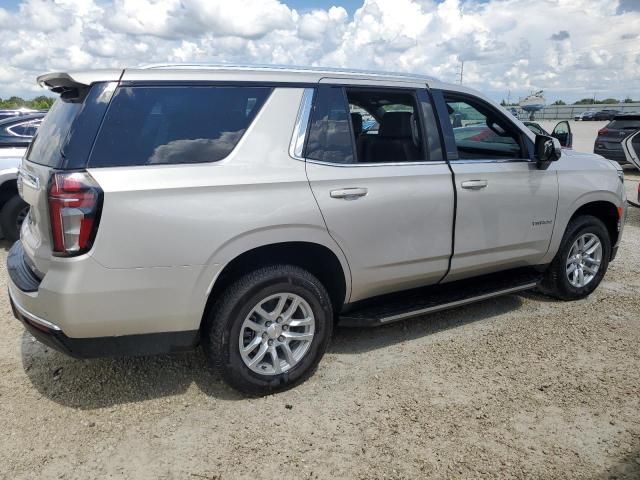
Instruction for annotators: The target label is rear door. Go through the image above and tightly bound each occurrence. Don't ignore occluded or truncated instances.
[433,89,559,282]
[304,83,454,301]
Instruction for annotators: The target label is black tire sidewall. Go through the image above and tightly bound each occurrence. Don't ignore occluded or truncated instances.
[0,195,28,242]
[209,267,333,394]
[554,217,611,299]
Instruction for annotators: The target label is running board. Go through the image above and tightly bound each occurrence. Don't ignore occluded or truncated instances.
[339,269,542,327]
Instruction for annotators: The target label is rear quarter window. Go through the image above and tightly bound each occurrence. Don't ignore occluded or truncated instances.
[89,86,271,167]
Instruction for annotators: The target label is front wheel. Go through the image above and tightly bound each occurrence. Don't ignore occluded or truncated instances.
[539,215,611,300]
[203,265,333,395]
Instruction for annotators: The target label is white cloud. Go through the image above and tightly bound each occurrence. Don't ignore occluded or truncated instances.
[0,0,639,102]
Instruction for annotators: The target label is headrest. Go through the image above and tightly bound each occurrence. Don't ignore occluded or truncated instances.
[350,112,363,136]
[379,111,413,138]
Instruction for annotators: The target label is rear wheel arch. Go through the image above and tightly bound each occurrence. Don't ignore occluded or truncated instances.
[200,241,350,330]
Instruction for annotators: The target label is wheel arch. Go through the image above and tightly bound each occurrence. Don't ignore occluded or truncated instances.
[568,199,621,250]
[0,179,18,209]
[199,241,351,331]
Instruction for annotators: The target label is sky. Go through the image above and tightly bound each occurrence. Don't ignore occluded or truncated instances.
[0,0,638,103]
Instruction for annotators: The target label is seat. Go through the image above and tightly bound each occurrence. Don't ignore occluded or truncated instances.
[361,111,421,163]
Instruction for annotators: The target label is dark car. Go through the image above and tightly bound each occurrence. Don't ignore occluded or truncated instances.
[593,114,640,164]
[0,113,45,147]
[593,109,621,121]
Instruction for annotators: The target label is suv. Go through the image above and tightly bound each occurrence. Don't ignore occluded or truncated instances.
[8,65,627,395]
[594,114,640,165]
[594,109,621,121]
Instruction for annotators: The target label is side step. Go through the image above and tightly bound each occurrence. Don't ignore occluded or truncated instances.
[339,268,542,327]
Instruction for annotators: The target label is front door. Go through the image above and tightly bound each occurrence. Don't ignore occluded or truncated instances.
[437,91,559,282]
[552,120,573,148]
[304,85,455,301]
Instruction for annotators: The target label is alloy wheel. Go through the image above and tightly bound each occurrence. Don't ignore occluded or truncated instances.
[566,233,602,288]
[239,293,315,375]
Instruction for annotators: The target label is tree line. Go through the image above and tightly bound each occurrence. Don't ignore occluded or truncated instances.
[0,96,55,110]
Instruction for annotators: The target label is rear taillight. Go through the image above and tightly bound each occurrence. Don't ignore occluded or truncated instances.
[598,128,609,136]
[48,171,102,256]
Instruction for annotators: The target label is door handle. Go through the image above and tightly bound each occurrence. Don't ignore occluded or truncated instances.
[461,180,488,190]
[330,187,368,200]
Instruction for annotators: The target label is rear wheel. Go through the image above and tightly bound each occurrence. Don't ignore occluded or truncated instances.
[539,215,611,300]
[203,265,333,395]
[0,195,29,242]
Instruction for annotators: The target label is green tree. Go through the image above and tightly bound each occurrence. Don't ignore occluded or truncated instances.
[552,100,566,105]
[599,98,619,104]
[0,94,55,110]
[573,98,595,105]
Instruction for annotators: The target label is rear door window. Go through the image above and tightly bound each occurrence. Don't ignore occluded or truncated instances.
[89,86,271,167]
[304,86,354,164]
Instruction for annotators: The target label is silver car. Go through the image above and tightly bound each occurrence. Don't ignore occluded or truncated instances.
[8,65,626,395]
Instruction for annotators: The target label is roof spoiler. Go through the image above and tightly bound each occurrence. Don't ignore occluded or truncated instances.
[37,72,88,95]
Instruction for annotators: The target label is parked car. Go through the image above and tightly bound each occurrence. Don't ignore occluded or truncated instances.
[523,121,573,148]
[8,65,626,395]
[594,114,640,164]
[0,113,45,148]
[574,110,596,121]
[594,109,621,121]
[621,128,640,172]
[0,108,44,121]
[0,114,45,241]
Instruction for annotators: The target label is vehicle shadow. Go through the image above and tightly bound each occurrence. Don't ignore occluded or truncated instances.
[22,293,529,409]
[20,331,245,409]
[598,447,640,479]
[0,239,14,251]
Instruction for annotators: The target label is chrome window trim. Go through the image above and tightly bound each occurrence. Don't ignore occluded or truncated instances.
[448,158,533,164]
[6,120,40,138]
[289,87,314,161]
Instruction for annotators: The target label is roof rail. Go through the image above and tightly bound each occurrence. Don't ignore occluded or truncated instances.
[135,62,437,81]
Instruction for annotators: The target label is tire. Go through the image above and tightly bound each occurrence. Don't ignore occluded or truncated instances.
[203,265,333,395]
[0,195,29,242]
[539,215,611,300]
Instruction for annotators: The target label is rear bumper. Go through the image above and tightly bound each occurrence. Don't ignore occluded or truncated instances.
[7,240,203,358]
[9,286,199,358]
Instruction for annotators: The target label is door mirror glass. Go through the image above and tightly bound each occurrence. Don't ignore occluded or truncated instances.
[534,135,561,164]
[552,120,573,148]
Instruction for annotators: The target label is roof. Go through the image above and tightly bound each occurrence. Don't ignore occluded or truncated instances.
[38,63,446,91]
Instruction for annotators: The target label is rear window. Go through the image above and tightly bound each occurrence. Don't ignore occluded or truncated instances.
[609,119,640,130]
[27,82,115,169]
[89,86,271,167]
[26,99,83,167]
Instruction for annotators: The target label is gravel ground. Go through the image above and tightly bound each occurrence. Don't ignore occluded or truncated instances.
[1,143,639,479]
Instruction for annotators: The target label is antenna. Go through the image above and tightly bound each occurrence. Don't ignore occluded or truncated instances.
[458,60,464,85]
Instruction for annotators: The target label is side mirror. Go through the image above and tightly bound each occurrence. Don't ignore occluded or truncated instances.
[534,135,561,167]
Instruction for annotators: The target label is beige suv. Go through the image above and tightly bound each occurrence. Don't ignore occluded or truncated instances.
[8,64,626,395]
